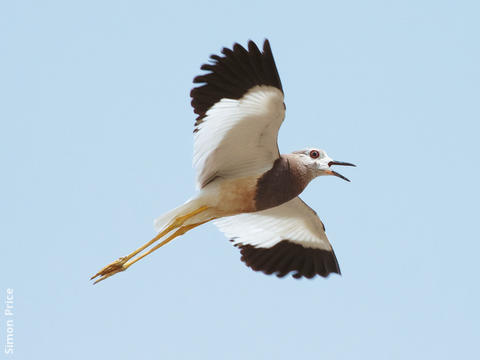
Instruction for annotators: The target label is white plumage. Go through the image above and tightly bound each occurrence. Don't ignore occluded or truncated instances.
[193,86,285,188]
[214,197,330,251]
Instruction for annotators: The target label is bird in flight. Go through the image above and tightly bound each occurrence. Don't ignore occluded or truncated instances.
[91,39,355,284]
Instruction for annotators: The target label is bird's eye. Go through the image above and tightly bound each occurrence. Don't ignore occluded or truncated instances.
[309,150,320,159]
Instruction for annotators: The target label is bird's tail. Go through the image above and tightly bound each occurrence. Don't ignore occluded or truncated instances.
[153,197,211,233]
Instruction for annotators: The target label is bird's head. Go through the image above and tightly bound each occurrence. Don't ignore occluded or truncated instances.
[293,148,356,182]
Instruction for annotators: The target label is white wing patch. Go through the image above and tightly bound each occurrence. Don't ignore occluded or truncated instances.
[214,197,332,251]
[193,86,285,188]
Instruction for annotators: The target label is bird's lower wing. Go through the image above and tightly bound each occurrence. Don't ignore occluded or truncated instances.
[214,197,341,279]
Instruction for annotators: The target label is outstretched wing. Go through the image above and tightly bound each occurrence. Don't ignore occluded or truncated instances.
[191,40,285,188]
[214,197,341,279]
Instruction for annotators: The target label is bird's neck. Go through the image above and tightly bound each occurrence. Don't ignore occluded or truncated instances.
[254,155,314,211]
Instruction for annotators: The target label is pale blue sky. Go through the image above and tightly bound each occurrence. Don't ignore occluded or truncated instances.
[1,1,479,359]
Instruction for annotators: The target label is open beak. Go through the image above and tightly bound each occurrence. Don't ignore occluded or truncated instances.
[327,161,356,182]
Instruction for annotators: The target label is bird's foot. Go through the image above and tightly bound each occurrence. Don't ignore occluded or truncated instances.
[90,257,129,284]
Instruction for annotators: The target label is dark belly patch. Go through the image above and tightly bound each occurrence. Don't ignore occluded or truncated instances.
[254,156,308,211]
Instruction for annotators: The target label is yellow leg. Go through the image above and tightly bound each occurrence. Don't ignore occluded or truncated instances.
[91,206,209,284]
[122,219,211,270]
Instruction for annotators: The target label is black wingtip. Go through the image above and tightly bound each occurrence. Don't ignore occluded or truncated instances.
[237,240,341,279]
[191,39,283,127]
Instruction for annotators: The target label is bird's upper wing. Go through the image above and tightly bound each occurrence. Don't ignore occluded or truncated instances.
[214,197,341,279]
[191,40,285,188]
